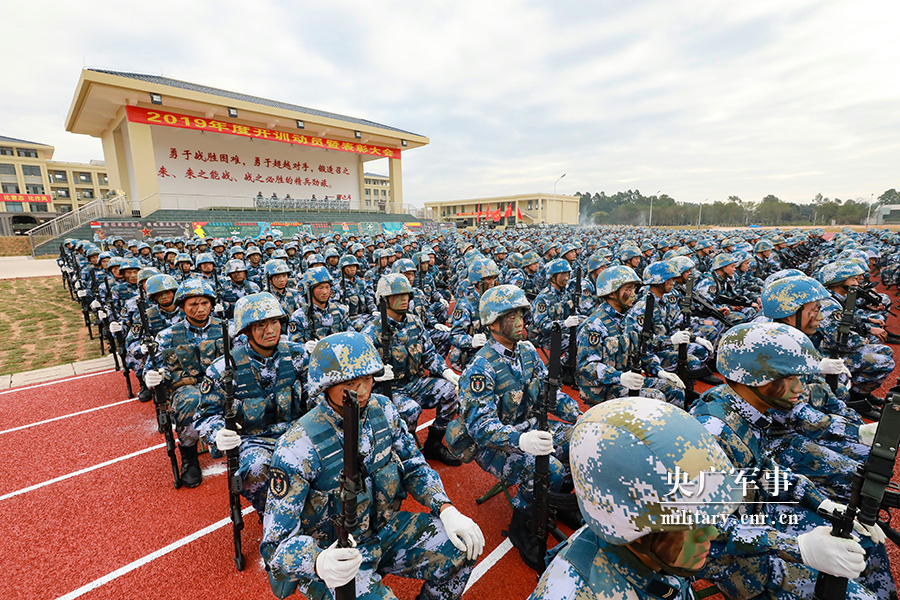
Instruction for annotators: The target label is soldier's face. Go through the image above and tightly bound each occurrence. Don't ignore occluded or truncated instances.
[663,279,675,293]
[154,290,175,308]
[722,263,736,277]
[641,525,718,570]
[615,283,637,309]
[495,309,528,341]
[553,272,569,289]
[271,274,289,289]
[798,301,822,334]
[343,265,358,278]
[403,272,416,286]
[759,375,803,410]
[388,293,410,314]
[200,264,214,274]
[313,282,332,304]
[124,269,139,284]
[249,318,282,350]
[183,296,211,324]
[326,375,373,411]
[250,255,261,265]
[481,276,498,292]
[230,272,246,284]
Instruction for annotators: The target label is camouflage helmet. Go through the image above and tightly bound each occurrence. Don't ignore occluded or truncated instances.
[120,258,142,272]
[324,247,340,259]
[138,267,160,284]
[642,260,679,285]
[174,278,217,306]
[151,244,165,254]
[375,273,413,304]
[195,253,216,267]
[754,240,774,253]
[393,258,416,274]
[545,258,572,277]
[619,246,642,262]
[307,253,325,266]
[306,332,385,398]
[272,249,288,260]
[694,239,713,251]
[145,274,179,297]
[413,251,430,266]
[98,251,113,261]
[264,259,292,277]
[763,269,805,289]
[522,251,542,267]
[303,266,333,292]
[818,260,866,287]
[571,397,741,545]
[228,246,245,257]
[587,252,610,273]
[762,276,830,320]
[710,252,741,272]
[559,243,577,256]
[108,256,124,269]
[85,245,101,257]
[479,284,530,326]
[506,252,524,269]
[175,252,193,265]
[595,265,641,296]
[338,254,360,270]
[245,246,262,257]
[467,257,500,284]
[233,292,287,335]
[225,259,248,275]
[731,250,753,266]
[670,255,695,275]
[717,322,822,386]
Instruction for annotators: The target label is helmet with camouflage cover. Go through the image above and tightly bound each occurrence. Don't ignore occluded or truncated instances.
[506,252,524,269]
[393,258,416,274]
[710,252,740,272]
[272,249,288,260]
[85,245,101,258]
[619,246,642,262]
[587,252,610,273]
[120,258,142,272]
[108,256,123,269]
[174,278,217,306]
[303,266,333,292]
[375,273,413,304]
[225,259,248,275]
[763,269,805,289]
[694,239,713,251]
[175,253,193,266]
[338,254,360,270]
[195,253,215,267]
[228,246,245,258]
[754,240,774,253]
[717,322,822,386]
[264,259,292,277]
[762,276,830,320]
[818,260,866,287]
[467,257,500,284]
[306,332,385,398]
[595,265,641,296]
[98,251,112,261]
[670,255,695,275]
[245,245,261,258]
[145,274,179,297]
[233,292,287,335]
[571,397,742,546]
[307,253,325,266]
[479,284,531,326]
[642,260,679,285]
[522,251,541,268]
[138,267,160,285]
[544,258,572,277]
[152,244,165,255]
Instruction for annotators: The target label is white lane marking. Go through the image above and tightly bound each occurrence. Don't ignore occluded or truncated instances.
[464,538,514,592]
[0,443,165,501]
[0,369,116,395]
[54,506,256,600]
[0,397,137,435]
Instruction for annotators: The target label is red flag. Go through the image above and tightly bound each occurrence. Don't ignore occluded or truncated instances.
[504,203,513,218]
[492,208,502,222]
[517,207,524,220]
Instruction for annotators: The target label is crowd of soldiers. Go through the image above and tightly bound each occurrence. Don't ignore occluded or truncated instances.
[53,223,900,600]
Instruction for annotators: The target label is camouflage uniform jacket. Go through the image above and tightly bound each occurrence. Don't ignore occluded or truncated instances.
[220,279,261,318]
[448,290,483,371]
[332,275,376,319]
[152,317,225,388]
[361,312,445,384]
[270,286,304,318]
[530,284,574,348]
[624,289,680,355]
[287,301,350,343]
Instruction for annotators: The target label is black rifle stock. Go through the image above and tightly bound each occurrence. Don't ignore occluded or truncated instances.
[138,288,182,489]
[814,392,900,600]
[627,293,656,397]
[72,258,94,339]
[678,274,695,397]
[89,268,106,355]
[221,317,245,571]
[561,267,581,389]
[332,388,362,600]
[379,298,394,402]
[713,294,755,309]
[826,287,857,393]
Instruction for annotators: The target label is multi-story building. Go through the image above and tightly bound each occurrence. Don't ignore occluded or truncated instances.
[363,172,391,210]
[425,192,580,229]
[0,135,112,235]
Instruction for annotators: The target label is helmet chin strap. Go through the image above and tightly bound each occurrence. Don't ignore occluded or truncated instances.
[630,540,703,578]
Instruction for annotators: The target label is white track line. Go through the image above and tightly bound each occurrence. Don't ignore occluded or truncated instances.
[0,369,116,396]
[0,397,137,435]
[416,418,435,432]
[464,539,514,592]
[0,443,165,501]
[54,506,256,600]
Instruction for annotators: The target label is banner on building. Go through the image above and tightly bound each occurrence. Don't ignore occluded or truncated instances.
[380,222,405,237]
[357,222,382,236]
[3,193,51,204]
[91,221,193,239]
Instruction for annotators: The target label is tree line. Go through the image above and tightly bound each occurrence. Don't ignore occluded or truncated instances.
[576,189,900,227]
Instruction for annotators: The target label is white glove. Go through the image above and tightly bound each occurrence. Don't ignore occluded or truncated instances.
[563,315,582,328]
[471,333,487,348]
[375,364,394,382]
[144,369,164,388]
[140,343,149,355]
[658,371,686,389]
[798,526,867,578]
[442,368,460,389]
[820,358,851,377]
[315,539,362,589]
[75,281,82,290]
[214,303,225,314]
[858,422,877,447]
[77,290,87,297]
[518,430,554,456]
[440,506,485,560]
[620,371,645,390]
[304,340,318,354]
[440,298,449,309]
[90,300,101,310]
[108,321,122,334]
[696,337,714,352]
[215,427,241,451]
[434,323,451,332]
[97,310,108,320]
[818,499,886,544]
[670,330,691,346]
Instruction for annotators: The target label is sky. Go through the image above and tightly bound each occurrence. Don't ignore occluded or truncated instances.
[2,0,899,207]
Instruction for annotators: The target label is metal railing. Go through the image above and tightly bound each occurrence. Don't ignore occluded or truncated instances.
[27,195,130,255]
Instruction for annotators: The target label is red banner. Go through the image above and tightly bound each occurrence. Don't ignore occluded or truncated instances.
[517,207,524,221]
[2,193,52,203]
[126,106,401,160]
[504,203,513,218]
[491,208,502,222]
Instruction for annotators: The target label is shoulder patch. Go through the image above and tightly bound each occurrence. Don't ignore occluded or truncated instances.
[132,324,142,336]
[453,308,463,320]
[288,321,298,333]
[536,301,546,313]
[587,331,601,347]
[470,373,486,394]
[268,467,290,499]
[199,376,213,395]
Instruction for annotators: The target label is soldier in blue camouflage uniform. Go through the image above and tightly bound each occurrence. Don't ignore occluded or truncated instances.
[245,246,265,288]
[361,273,461,465]
[529,259,583,359]
[145,279,225,488]
[448,257,499,372]
[446,285,582,572]
[196,292,309,514]
[219,259,260,319]
[578,251,611,315]
[172,253,194,283]
[395,259,452,356]
[210,238,228,270]
[576,266,686,407]
[690,323,891,600]
[530,396,743,600]
[694,252,759,324]
[332,254,376,331]
[265,259,304,320]
[753,239,781,280]
[288,267,350,346]
[521,251,543,301]
[364,248,392,287]
[260,331,483,600]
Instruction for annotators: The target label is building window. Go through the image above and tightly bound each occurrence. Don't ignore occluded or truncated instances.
[53,171,67,182]
[78,172,92,183]
[53,188,69,198]
[381,190,387,197]
[81,189,94,199]
[5,202,23,212]
[22,165,42,177]
[16,148,39,158]
[2,183,19,194]
[0,147,13,156]
[57,204,72,214]
[0,163,15,176]
[25,184,44,194]
[100,173,108,185]
[31,203,48,212]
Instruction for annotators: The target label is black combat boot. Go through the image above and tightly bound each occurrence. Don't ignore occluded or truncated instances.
[179,444,202,488]
[507,507,545,572]
[847,390,881,421]
[421,426,462,466]
[138,380,152,402]
[685,365,722,386]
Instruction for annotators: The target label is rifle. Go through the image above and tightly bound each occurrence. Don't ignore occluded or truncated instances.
[825,286,857,393]
[308,288,318,342]
[212,267,222,303]
[138,287,182,489]
[627,293,656,397]
[813,391,900,600]
[98,273,122,372]
[59,244,70,293]
[713,294,755,309]
[221,315,245,571]
[533,323,565,573]
[689,291,735,328]
[89,268,106,355]
[379,298,394,402]
[560,267,581,389]
[72,257,94,339]
[332,388,362,600]
[678,273,695,397]
[856,283,895,316]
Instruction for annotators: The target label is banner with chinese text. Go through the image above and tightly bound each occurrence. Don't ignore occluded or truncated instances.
[2,193,51,204]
